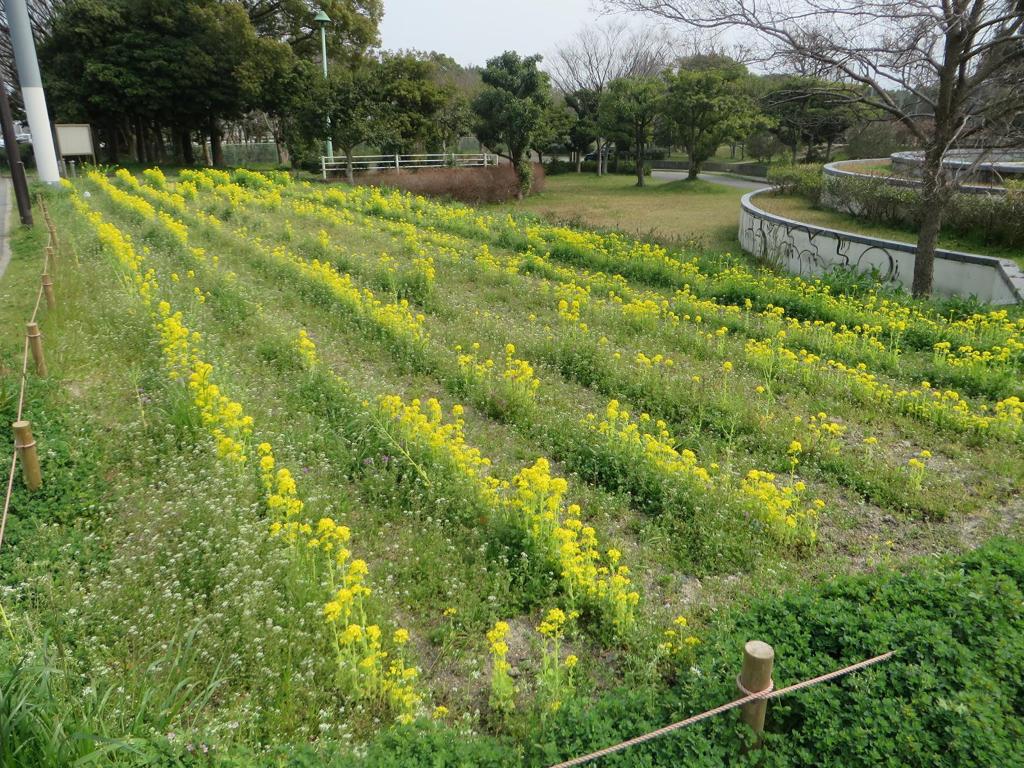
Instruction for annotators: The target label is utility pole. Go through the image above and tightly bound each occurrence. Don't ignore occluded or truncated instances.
[315,9,333,161]
[0,71,33,225]
[6,0,61,184]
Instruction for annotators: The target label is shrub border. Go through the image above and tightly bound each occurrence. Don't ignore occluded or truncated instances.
[824,159,1006,196]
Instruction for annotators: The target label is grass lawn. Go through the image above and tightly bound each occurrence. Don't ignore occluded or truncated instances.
[491,173,747,252]
[756,192,1024,266]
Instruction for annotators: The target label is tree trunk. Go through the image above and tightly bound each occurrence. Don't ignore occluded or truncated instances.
[345,148,354,184]
[575,151,582,173]
[791,142,798,164]
[209,122,224,167]
[635,135,645,187]
[134,116,146,163]
[688,162,699,180]
[595,137,603,175]
[513,154,530,199]
[172,128,184,164]
[912,153,946,297]
[179,129,194,165]
[153,124,164,163]
[825,138,833,163]
[106,122,119,163]
[270,117,290,166]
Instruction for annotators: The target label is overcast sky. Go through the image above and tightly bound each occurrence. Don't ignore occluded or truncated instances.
[379,0,622,67]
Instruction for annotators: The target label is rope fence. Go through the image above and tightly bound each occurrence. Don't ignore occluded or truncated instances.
[0,197,59,555]
[548,648,895,768]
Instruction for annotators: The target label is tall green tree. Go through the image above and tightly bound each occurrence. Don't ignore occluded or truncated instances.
[40,0,258,165]
[564,88,599,171]
[598,76,664,187]
[243,0,382,60]
[473,51,551,198]
[238,37,309,165]
[375,52,450,154]
[531,101,574,165]
[662,58,762,179]
[321,62,380,182]
[761,76,863,164]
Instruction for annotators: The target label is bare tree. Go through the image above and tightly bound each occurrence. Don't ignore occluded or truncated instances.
[604,0,1024,297]
[547,22,676,173]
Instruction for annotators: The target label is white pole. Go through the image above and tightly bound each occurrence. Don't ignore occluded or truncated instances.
[7,0,60,183]
[320,24,333,161]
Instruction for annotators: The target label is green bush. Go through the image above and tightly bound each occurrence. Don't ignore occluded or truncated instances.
[767,164,824,203]
[823,174,918,224]
[814,171,1024,249]
[535,537,1024,767]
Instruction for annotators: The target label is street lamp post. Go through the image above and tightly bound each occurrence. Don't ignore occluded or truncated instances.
[315,10,333,162]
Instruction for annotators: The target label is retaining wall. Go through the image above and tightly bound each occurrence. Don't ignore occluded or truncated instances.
[823,160,1005,198]
[738,189,1024,305]
[891,150,1024,184]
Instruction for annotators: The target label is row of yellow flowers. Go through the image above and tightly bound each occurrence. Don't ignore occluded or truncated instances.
[237,171,1021,425]
[237,228,430,358]
[585,400,821,546]
[744,334,1024,439]
[172,171,853,537]
[164,172,645,634]
[548,265,1024,442]
[302,179,1023,374]
[70,181,424,724]
[294,336,640,635]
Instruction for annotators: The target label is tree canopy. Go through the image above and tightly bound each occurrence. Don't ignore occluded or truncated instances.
[662,57,761,178]
[473,51,551,197]
[597,75,664,186]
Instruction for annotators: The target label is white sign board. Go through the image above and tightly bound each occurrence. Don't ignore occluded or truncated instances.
[55,124,94,157]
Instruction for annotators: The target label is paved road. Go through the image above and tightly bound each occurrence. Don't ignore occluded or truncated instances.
[0,178,11,281]
[652,169,769,191]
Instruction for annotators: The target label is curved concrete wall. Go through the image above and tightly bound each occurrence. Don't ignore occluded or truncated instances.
[738,189,1024,305]
[823,160,1005,197]
[890,150,1024,184]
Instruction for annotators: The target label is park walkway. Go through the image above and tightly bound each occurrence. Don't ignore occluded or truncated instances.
[652,169,768,190]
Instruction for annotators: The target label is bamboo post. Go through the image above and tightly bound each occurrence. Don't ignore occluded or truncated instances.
[41,272,55,309]
[738,640,775,745]
[12,420,41,491]
[26,322,46,377]
[45,243,55,275]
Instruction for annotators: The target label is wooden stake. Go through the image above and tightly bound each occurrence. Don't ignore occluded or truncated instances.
[738,640,774,745]
[26,322,46,377]
[45,244,55,275]
[12,420,41,491]
[41,273,55,309]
